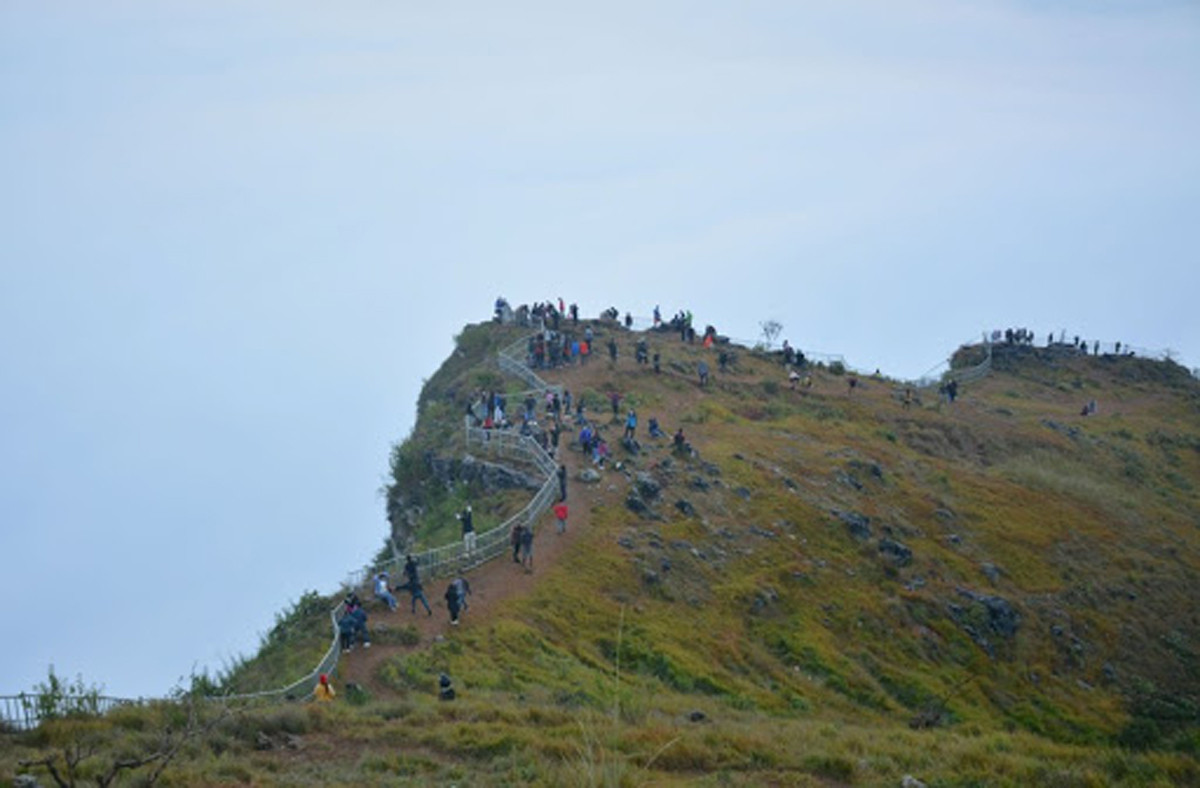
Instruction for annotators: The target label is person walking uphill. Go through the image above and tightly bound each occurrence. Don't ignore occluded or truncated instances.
[444,577,472,625]
[397,554,432,616]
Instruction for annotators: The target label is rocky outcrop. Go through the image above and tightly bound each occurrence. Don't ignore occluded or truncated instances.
[834,509,872,541]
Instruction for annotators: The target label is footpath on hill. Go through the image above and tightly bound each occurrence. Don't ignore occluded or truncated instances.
[338,361,625,696]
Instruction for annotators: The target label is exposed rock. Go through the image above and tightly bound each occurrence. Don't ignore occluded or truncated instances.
[625,491,650,515]
[783,477,798,490]
[958,589,1021,638]
[1041,419,1082,440]
[1103,663,1118,682]
[751,587,780,614]
[13,776,42,788]
[901,776,928,788]
[636,472,662,500]
[834,510,872,540]
[981,562,1002,583]
[617,535,635,550]
[690,475,711,491]
[878,538,913,566]
[675,499,697,517]
[946,534,961,545]
[905,576,927,591]
[688,710,707,723]
[837,472,864,491]
[435,454,544,492]
[735,486,752,500]
[670,540,693,550]
[701,461,722,477]
[579,468,602,483]
[642,569,660,585]
[749,525,779,540]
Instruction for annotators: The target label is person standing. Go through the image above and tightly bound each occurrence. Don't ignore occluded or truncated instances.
[520,523,535,572]
[557,463,568,502]
[458,505,476,558]
[511,522,523,563]
[553,502,569,534]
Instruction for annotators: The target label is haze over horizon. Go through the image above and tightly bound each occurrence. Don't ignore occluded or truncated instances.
[2,1,1197,698]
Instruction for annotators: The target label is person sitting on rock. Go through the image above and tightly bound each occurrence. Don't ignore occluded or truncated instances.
[648,418,666,439]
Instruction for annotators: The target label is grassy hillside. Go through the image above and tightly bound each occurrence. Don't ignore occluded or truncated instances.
[5,321,1199,786]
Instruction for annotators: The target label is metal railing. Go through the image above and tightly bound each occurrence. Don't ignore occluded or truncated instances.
[0,694,143,732]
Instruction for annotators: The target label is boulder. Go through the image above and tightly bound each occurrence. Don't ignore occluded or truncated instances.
[636,472,662,500]
[878,538,913,566]
[834,510,872,541]
[675,499,697,517]
[579,468,602,483]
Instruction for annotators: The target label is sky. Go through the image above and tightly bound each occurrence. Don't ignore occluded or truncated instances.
[1,1,1197,698]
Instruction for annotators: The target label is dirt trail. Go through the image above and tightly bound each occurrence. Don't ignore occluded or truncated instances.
[338,362,619,695]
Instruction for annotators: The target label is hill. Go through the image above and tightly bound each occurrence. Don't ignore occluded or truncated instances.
[4,318,1199,786]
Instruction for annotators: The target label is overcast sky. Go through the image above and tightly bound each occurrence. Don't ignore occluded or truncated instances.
[2,1,1197,698]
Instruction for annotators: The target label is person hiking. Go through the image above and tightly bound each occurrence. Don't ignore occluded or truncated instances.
[698,361,709,387]
[457,505,476,557]
[444,577,471,625]
[653,351,661,374]
[338,611,358,653]
[624,410,637,441]
[607,337,618,363]
[452,576,471,612]
[609,391,621,416]
[397,557,432,616]
[347,606,371,648]
[789,369,800,390]
[553,502,568,534]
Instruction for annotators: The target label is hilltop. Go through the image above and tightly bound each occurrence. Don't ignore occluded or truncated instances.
[4,317,1199,786]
